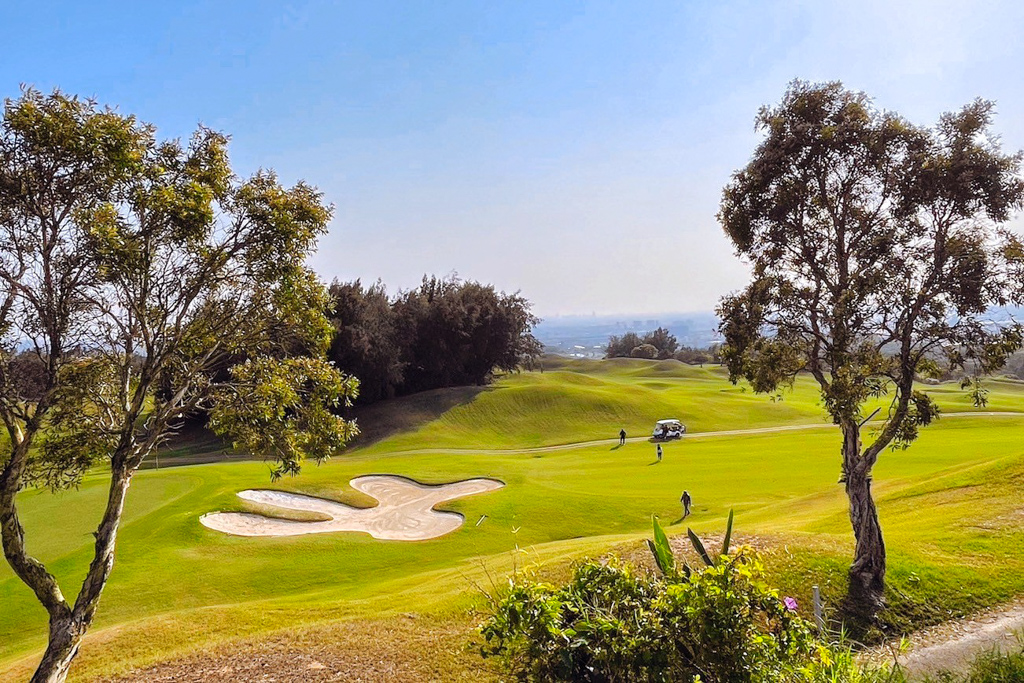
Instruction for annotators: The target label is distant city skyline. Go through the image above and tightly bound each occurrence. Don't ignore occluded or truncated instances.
[3,0,1023,316]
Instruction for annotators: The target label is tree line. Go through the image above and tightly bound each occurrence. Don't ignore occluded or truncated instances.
[605,327,721,365]
[327,275,542,404]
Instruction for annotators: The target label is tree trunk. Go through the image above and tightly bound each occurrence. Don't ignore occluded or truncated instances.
[841,421,886,624]
[30,617,83,683]
[29,465,134,682]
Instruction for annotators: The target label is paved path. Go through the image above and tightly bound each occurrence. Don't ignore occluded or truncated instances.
[866,599,1024,676]
[380,412,1023,456]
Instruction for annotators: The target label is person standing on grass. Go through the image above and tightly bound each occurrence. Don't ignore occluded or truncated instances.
[681,490,692,519]
[656,443,663,462]
[619,428,627,445]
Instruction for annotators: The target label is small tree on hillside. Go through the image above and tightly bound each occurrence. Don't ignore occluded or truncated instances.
[393,275,541,392]
[646,327,679,359]
[718,81,1024,622]
[606,328,678,359]
[630,343,659,359]
[605,331,642,358]
[0,90,358,682]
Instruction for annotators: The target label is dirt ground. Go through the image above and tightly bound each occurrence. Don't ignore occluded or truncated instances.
[94,615,497,683]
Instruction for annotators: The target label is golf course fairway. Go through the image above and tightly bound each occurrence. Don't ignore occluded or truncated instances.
[1,360,1023,680]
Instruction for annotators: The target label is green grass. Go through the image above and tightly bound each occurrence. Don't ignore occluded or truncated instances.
[356,360,1024,452]
[1,359,1023,679]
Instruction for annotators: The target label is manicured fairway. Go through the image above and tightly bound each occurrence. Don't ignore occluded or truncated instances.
[1,360,1023,679]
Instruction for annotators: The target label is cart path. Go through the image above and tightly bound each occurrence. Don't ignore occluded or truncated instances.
[376,412,1023,456]
[149,411,1022,469]
[866,598,1024,676]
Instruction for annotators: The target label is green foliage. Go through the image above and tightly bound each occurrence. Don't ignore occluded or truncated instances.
[630,343,659,359]
[1,87,355,485]
[722,509,734,556]
[647,516,676,576]
[478,511,882,682]
[208,357,359,479]
[688,527,715,567]
[960,377,990,409]
[716,79,1024,611]
[647,510,734,582]
[674,346,721,365]
[717,80,1024,438]
[480,549,838,682]
[607,328,679,360]
[328,279,405,403]
[30,357,125,490]
[327,275,542,403]
[0,88,358,680]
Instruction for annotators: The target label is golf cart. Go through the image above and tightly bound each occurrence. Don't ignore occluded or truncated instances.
[652,419,685,440]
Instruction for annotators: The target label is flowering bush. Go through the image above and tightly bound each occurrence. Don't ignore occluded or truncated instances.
[480,548,827,682]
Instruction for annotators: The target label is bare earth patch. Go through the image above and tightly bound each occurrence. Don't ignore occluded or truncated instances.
[200,475,505,541]
[94,615,497,683]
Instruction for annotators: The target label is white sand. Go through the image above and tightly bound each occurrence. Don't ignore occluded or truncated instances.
[200,475,504,541]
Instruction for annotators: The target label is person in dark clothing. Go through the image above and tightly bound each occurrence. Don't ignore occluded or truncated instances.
[619,428,627,445]
[681,490,692,519]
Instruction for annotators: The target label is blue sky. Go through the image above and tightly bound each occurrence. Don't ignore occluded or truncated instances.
[4,0,1024,316]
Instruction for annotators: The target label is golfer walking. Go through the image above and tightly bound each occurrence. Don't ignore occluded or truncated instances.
[656,443,663,462]
[681,490,692,519]
[619,428,627,445]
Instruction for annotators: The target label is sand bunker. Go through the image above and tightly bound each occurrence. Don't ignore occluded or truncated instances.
[200,475,504,541]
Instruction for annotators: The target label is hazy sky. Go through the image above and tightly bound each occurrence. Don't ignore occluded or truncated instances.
[3,0,1023,316]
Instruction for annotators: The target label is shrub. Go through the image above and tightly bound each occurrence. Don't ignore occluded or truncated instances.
[479,516,896,683]
[630,344,659,359]
[606,328,679,359]
[480,548,832,682]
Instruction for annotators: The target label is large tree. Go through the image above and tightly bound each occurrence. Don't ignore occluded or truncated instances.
[717,81,1024,621]
[391,275,542,394]
[327,278,405,403]
[0,90,358,682]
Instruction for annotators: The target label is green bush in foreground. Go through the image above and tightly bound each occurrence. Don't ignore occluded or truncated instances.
[479,516,907,682]
[480,547,888,682]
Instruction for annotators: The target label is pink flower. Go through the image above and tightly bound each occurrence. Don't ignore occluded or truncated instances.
[783,597,798,611]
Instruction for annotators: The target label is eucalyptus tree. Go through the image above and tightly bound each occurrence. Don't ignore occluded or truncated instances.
[0,89,358,682]
[717,81,1024,621]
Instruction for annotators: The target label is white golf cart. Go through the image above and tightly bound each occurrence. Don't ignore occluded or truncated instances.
[652,419,685,440]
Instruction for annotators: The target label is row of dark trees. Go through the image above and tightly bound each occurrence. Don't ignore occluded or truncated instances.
[328,275,542,404]
[673,345,722,365]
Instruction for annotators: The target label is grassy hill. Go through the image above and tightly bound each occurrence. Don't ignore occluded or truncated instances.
[1,359,1023,680]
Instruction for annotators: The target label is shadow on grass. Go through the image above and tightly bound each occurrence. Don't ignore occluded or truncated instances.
[349,385,493,448]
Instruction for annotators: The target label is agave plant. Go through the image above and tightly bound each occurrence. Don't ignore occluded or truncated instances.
[647,509,734,578]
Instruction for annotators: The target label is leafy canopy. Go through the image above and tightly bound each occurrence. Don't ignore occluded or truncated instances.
[718,81,1024,451]
[0,87,358,487]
